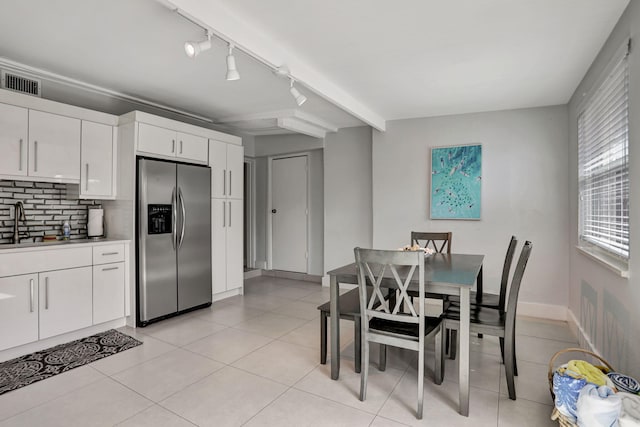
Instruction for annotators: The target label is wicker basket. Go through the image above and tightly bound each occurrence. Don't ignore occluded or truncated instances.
[548,348,615,427]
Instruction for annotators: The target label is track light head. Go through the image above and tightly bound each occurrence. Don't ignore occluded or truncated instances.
[289,79,307,106]
[226,44,240,81]
[184,33,212,58]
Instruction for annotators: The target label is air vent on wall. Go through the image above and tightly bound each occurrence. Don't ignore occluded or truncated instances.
[1,70,41,97]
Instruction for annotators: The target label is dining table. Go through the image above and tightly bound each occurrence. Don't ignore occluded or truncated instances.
[327,252,484,417]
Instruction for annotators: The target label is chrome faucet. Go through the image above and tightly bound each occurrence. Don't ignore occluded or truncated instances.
[12,201,26,244]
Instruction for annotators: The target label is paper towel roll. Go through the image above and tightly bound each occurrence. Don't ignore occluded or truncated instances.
[88,208,104,237]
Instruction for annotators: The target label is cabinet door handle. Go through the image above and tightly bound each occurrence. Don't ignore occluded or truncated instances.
[172,139,175,153]
[85,163,90,191]
[180,140,183,154]
[229,202,232,227]
[229,171,232,196]
[102,266,119,271]
[102,252,119,256]
[223,201,226,227]
[19,139,23,171]
[223,169,226,196]
[29,278,34,313]
[45,276,49,310]
[34,140,38,172]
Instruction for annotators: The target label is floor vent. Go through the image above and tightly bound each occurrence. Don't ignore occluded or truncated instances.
[1,70,41,97]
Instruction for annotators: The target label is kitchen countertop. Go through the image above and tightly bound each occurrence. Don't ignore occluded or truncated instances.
[0,238,131,254]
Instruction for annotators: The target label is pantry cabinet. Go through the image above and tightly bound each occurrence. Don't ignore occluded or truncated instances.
[209,139,243,199]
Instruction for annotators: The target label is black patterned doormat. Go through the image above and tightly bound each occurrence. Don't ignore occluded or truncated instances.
[0,329,142,396]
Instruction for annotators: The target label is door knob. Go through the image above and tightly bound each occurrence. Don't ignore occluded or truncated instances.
[271,209,277,214]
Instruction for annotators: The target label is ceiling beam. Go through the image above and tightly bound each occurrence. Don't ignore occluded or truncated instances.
[158,0,386,131]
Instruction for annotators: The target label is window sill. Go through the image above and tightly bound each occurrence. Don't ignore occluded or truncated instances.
[576,246,629,278]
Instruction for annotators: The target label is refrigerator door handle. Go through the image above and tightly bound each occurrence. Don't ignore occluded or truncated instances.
[178,187,186,249]
[171,187,177,250]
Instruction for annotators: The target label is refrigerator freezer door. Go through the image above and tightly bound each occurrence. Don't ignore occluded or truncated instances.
[176,163,212,311]
[138,159,178,322]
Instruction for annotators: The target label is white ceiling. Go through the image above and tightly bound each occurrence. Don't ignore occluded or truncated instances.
[0,0,629,136]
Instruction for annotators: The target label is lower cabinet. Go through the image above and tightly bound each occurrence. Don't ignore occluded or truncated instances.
[39,267,93,340]
[0,274,39,351]
[93,262,125,324]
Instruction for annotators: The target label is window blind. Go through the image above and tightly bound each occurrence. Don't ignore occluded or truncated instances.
[578,47,629,259]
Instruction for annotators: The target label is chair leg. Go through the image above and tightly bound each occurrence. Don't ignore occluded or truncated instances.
[379,344,387,371]
[417,341,424,419]
[354,317,361,374]
[512,328,518,377]
[435,326,444,385]
[499,337,505,364]
[505,332,516,400]
[448,329,458,360]
[320,312,327,364]
[360,338,369,401]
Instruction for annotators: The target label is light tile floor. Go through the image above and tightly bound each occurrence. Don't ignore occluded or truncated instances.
[0,276,577,426]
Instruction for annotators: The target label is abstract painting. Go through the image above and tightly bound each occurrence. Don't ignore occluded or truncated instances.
[430,144,482,220]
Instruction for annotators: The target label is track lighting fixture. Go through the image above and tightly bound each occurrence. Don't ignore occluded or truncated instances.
[226,44,240,81]
[289,78,307,106]
[184,32,212,58]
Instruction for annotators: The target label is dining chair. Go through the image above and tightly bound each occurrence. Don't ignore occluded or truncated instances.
[410,231,452,253]
[448,235,517,311]
[438,241,532,400]
[317,288,362,373]
[355,247,443,419]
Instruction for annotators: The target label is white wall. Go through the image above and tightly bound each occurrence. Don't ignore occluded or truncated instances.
[323,126,373,273]
[567,2,640,378]
[372,106,570,309]
[252,134,324,275]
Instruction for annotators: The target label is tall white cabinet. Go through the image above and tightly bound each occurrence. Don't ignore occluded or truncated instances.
[210,139,244,298]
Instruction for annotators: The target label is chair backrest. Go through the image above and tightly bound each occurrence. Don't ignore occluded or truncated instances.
[410,231,452,254]
[504,241,532,333]
[354,248,425,334]
[498,235,518,312]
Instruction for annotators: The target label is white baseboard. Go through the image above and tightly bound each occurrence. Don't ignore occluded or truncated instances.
[517,302,568,321]
[212,287,243,302]
[243,269,262,279]
[322,275,329,287]
[566,308,600,355]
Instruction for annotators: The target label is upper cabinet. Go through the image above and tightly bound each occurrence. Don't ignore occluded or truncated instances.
[81,121,116,199]
[137,123,208,163]
[209,139,243,199]
[28,110,81,180]
[0,92,118,193]
[0,103,28,177]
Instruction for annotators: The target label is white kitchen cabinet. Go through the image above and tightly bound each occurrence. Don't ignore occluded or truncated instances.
[137,123,208,163]
[209,139,243,199]
[39,266,93,339]
[0,102,28,177]
[0,274,38,351]
[211,199,243,295]
[176,132,208,163]
[28,109,81,181]
[81,121,115,199]
[137,122,176,158]
[93,262,125,324]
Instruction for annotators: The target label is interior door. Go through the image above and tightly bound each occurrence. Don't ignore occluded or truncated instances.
[271,155,308,273]
[177,163,212,310]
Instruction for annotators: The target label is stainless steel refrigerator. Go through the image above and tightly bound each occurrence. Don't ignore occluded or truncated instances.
[137,158,212,326]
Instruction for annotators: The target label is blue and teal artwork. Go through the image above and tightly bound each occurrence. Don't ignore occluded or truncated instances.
[430,144,481,220]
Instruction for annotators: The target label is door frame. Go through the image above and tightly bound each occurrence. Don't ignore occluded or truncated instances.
[267,153,310,272]
[244,157,256,269]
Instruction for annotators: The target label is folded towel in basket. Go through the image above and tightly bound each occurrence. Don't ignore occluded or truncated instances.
[576,384,621,427]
